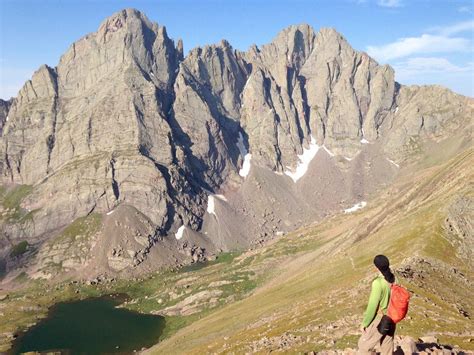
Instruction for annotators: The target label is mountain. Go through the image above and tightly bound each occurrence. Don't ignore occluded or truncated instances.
[0,8,472,282]
[144,149,473,353]
[1,148,472,352]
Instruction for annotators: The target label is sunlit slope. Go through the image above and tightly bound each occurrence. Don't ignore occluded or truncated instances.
[147,149,473,353]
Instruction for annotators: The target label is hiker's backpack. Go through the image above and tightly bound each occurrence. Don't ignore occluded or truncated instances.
[387,283,410,323]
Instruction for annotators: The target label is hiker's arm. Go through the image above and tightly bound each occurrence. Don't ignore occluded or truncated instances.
[361,279,382,328]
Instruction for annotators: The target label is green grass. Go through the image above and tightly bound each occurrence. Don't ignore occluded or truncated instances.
[177,251,241,273]
[10,241,29,258]
[1,150,472,353]
[1,185,33,210]
[423,221,460,266]
[53,213,102,244]
[0,185,35,223]
[12,272,29,283]
[8,208,40,224]
[146,151,473,354]
[30,213,104,276]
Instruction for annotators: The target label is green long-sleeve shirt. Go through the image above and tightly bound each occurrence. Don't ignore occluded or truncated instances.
[362,275,391,328]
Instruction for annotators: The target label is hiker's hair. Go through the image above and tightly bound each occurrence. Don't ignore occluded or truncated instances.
[373,255,395,283]
[381,268,395,283]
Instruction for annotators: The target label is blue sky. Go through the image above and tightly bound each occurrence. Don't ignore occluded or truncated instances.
[1,0,473,99]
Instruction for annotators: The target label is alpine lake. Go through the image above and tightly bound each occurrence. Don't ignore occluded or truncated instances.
[9,294,165,354]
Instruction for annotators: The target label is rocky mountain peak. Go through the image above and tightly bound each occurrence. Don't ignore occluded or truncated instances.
[96,8,157,41]
[316,27,346,42]
[16,65,57,104]
[0,9,471,282]
[244,24,316,90]
[271,23,316,65]
[176,38,184,60]
[0,10,472,354]
[55,8,181,99]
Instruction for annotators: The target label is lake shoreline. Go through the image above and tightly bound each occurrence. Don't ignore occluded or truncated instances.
[9,293,166,354]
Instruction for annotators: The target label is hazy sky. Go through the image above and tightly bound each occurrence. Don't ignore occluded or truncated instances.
[1,0,473,99]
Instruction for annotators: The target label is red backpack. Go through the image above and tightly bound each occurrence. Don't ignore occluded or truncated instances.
[387,283,410,323]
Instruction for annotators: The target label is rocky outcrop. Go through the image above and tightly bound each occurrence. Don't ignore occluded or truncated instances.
[240,25,315,170]
[171,40,248,187]
[0,9,191,239]
[445,195,474,267]
[311,335,470,354]
[0,8,472,278]
[0,99,12,136]
[300,28,395,153]
[1,65,58,183]
[381,85,473,160]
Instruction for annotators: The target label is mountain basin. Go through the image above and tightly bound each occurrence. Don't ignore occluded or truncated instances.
[9,294,165,354]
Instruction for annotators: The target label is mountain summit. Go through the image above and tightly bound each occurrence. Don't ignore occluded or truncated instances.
[0,9,472,280]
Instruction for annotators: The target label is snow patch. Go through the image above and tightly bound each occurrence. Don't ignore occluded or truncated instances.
[284,136,320,183]
[344,201,367,213]
[360,128,370,144]
[322,146,335,157]
[106,210,115,216]
[237,132,252,177]
[240,154,252,177]
[344,156,353,161]
[175,225,186,240]
[207,195,216,216]
[150,72,155,77]
[395,106,399,113]
[6,115,9,122]
[386,158,400,168]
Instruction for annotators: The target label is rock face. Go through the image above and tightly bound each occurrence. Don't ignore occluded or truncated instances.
[0,99,12,135]
[0,9,472,279]
[445,196,474,268]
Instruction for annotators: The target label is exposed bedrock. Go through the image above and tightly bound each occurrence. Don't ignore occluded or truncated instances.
[0,8,472,277]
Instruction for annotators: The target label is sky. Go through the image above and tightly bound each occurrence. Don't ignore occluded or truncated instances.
[1,0,473,99]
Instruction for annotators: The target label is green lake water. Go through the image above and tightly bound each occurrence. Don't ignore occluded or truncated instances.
[10,294,165,354]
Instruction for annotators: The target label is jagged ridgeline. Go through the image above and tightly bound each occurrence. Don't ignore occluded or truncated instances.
[0,9,472,280]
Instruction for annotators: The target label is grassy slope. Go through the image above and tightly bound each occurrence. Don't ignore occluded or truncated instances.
[0,185,36,224]
[147,149,473,354]
[0,213,103,351]
[0,150,472,353]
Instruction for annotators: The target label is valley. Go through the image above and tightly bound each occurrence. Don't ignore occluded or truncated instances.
[1,149,472,352]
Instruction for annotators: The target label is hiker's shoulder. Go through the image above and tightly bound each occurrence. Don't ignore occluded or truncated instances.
[371,275,384,287]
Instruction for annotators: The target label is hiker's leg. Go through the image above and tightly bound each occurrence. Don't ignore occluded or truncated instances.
[379,334,394,355]
[357,321,382,354]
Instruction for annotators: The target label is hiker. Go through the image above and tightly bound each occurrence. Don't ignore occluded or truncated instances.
[357,254,396,354]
